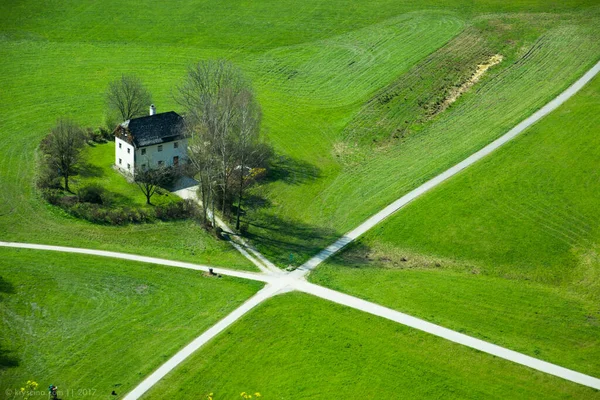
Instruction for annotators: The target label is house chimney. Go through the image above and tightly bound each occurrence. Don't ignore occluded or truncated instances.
[149,104,156,116]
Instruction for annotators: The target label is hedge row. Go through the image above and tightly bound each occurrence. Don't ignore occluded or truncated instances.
[41,188,199,225]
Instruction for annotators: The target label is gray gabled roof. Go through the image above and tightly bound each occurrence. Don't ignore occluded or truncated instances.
[122,111,184,147]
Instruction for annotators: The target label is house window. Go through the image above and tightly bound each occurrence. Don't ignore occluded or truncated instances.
[119,143,122,149]
[127,163,131,170]
[118,158,122,165]
[174,142,179,149]
[158,160,164,167]
[141,148,146,155]
[141,164,147,170]
[158,145,163,152]
[127,148,130,154]
[173,156,179,166]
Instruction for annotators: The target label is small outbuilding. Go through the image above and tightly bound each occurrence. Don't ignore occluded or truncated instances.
[114,104,187,177]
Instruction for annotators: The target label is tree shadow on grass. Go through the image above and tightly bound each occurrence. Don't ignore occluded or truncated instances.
[240,211,341,267]
[243,194,273,211]
[77,163,104,178]
[0,276,15,295]
[103,190,139,208]
[227,155,328,267]
[0,277,18,369]
[0,347,19,369]
[265,155,321,186]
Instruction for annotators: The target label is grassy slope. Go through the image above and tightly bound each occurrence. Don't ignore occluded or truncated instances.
[0,2,459,268]
[1,1,599,268]
[0,248,263,399]
[143,293,599,399]
[78,141,179,208]
[310,76,600,377]
[246,9,600,266]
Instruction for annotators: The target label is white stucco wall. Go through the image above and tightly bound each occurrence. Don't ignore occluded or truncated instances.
[135,139,188,170]
[115,137,135,175]
[115,137,188,177]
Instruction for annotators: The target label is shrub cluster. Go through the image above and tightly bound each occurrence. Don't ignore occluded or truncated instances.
[155,200,199,221]
[40,186,198,226]
[70,202,154,225]
[85,126,114,143]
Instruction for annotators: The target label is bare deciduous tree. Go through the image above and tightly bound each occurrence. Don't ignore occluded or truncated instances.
[233,89,263,230]
[186,125,219,226]
[41,118,86,193]
[133,165,172,205]
[177,60,244,215]
[106,74,153,122]
[177,59,272,230]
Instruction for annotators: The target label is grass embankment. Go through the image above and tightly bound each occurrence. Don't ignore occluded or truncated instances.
[311,75,600,377]
[0,248,263,399]
[143,293,598,399]
[246,9,600,266]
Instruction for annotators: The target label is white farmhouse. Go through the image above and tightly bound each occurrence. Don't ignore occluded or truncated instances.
[114,105,187,177]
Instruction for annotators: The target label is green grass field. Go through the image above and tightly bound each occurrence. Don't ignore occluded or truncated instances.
[1,1,599,268]
[245,9,600,266]
[76,141,180,208]
[142,293,599,399]
[0,248,263,399]
[2,1,600,397]
[310,75,600,377]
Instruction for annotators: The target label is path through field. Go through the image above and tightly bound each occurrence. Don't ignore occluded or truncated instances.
[2,58,599,400]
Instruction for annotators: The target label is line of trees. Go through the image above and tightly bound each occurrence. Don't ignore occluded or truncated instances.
[176,60,271,229]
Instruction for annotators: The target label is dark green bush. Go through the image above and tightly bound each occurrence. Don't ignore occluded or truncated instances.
[78,184,106,204]
[155,199,198,221]
[85,127,112,143]
[41,188,63,205]
[37,164,62,190]
[99,126,113,142]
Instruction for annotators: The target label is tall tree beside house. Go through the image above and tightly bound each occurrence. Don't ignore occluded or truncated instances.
[233,89,267,230]
[40,118,86,193]
[106,74,153,123]
[176,60,251,218]
[185,124,220,226]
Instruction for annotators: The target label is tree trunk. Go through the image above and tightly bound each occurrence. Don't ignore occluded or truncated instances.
[236,161,245,231]
[221,174,227,216]
[199,180,207,225]
[64,174,70,193]
[211,188,216,228]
